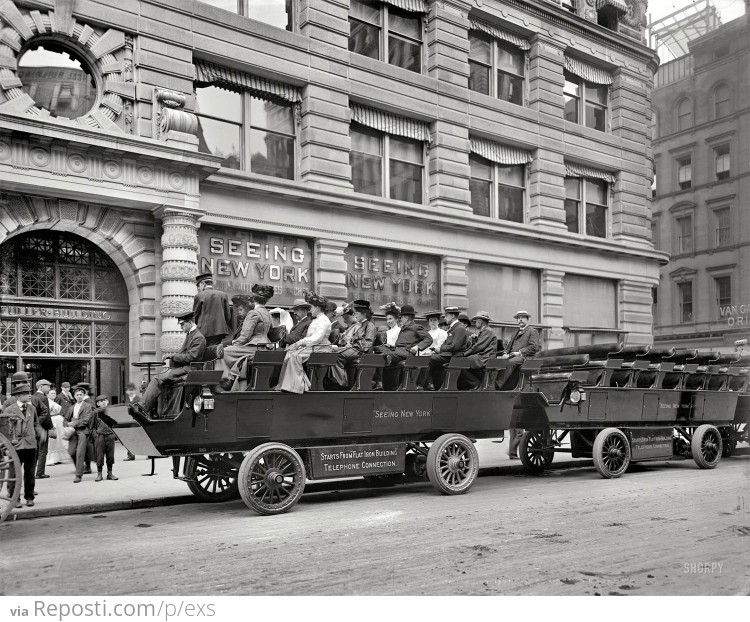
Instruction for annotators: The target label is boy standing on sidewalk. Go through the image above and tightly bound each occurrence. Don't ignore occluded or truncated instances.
[91,396,119,481]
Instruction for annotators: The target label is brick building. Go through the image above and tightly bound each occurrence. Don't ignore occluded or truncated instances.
[0,0,662,398]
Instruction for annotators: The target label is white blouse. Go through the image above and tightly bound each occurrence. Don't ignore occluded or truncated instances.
[386,325,401,347]
[297,314,332,347]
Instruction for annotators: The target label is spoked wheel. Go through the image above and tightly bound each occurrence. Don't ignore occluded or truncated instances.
[592,428,631,479]
[0,432,22,522]
[691,425,722,469]
[238,443,306,515]
[519,429,555,474]
[184,453,241,502]
[426,434,479,495]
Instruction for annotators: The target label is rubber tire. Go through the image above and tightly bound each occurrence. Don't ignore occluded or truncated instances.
[691,425,722,469]
[519,430,554,474]
[184,454,240,503]
[426,433,479,495]
[238,443,306,515]
[592,428,631,479]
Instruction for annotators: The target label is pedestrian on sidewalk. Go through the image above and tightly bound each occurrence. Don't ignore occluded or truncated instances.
[0,383,39,507]
[55,382,74,419]
[32,379,53,479]
[45,388,69,466]
[122,382,140,461]
[65,386,93,483]
[73,382,96,474]
[91,396,119,481]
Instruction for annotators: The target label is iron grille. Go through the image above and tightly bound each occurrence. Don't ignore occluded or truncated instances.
[21,321,55,354]
[59,267,92,300]
[60,322,92,355]
[95,324,125,355]
[59,235,91,265]
[21,265,54,298]
[0,320,17,353]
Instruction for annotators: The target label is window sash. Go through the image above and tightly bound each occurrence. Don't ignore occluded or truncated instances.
[468,33,525,105]
[715,277,731,307]
[564,177,608,237]
[715,209,731,246]
[715,148,730,177]
[677,217,692,253]
[677,158,692,186]
[469,155,526,221]
[679,282,693,323]
[349,2,422,73]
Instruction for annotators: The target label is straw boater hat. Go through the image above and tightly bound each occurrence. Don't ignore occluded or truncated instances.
[291,298,311,310]
[513,310,531,319]
[269,307,294,331]
[443,306,460,316]
[471,310,492,323]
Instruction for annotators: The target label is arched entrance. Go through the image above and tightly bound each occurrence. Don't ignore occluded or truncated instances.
[0,231,129,401]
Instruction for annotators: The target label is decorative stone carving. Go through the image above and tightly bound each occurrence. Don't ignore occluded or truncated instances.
[154,89,199,141]
[623,0,648,42]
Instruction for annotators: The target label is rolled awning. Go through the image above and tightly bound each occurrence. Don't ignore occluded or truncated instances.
[469,17,531,51]
[470,137,532,165]
[596,0,628,13]
[194,60,301,103]
[564,56,613,86]
[351,103,431,142]
[382,0,427,12]
[565,161,616,184]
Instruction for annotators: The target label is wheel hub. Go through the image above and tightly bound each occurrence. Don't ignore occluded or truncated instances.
[607,446,623,459]
[264,469,285,487]
[446,456,465,473]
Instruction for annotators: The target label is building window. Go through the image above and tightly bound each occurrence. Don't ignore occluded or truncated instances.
[349,0,422,74]
[597,6,620,31]
[678,281,693,323]
[714,208,731,247]
[715,276,732,309]
[469,154,525,222]
[350,124,423,204]
[468,33,525,105]
[676,98,692,131]
[714,145,730,180]
[676,215,693,254]
[564,178,608,238]
[677,156,691,190]
[196,85,295,179]
[564,71,607,132]
[714,84,730,118]
[200,0,294,31]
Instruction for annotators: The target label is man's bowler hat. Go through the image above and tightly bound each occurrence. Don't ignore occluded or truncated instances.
[458,313,471,326]
[12,383,31,395]
[400,304,416,316]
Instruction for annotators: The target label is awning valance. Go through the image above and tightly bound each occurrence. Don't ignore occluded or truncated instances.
[382,0,427,13]
[565,161,616,184]
[351,103,431,142]
[471,137,532,165]
[469,18,531,51]
[596,0,628,13]
[194,60,301,104]
[564,56,613,85]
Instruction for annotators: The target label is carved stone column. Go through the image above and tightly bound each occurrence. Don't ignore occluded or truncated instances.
[158,210,200,355]
[443,256,469,310]
[315,239,349,302]
[541,269,565,350]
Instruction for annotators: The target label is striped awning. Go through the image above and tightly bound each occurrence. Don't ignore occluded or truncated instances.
[469,17,531,51]
[471,137,532,165]
[596,0,628,13]
[565,161,616,184]
[351,103,431,142]
[564,56,613,86]
[382,0,427,13]
[194,60,301,103]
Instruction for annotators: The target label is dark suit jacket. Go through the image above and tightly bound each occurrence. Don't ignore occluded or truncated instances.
[193,287,231,339]
[170,328,207,372]
[340,320,377,354]
[65,401,94,434]
[395,320,433,352]
[505,327,540,358]
[31,391,51,430]
[0,401,38,450]
[55,392,74,418]
[462,327,498,367]
[281,316,311,347]
[439,321,467,355]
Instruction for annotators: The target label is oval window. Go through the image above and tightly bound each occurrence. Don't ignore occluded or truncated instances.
[18,42,97,119]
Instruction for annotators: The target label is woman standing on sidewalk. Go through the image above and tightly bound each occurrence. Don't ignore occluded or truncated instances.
[46,388,69,466]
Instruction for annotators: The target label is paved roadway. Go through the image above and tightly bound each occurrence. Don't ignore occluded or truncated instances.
[1,454,748,596]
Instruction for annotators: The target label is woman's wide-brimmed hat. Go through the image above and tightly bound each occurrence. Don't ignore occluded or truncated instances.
[380,302,401,316]
[303,289,328,310]
[424,310,442,320]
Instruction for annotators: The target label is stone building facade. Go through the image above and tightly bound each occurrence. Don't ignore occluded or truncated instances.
[0,0,661,399]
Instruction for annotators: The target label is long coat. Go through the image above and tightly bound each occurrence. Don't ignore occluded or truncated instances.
[0,401,39,450]
[380,319,433,364]
[281,316,311,347]
[193,287,231,339]
[169,328,207,377]
[462,327,498,368]
[504,327,540,359]
[439,321,468,355]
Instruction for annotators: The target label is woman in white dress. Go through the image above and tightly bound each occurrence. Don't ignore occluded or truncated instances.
[46,388,70,465]
[276,291,332,394]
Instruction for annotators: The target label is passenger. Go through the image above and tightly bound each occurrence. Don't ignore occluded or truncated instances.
[329,300,378,388]
[428,306,468,390]
[375,304,432,391]
[458,312,477,339]
[130,312,206,418]
[325,301,342,344]
[280,299,312,347]
[216,285,273,388]
[458,311,498,390]
[222,295,252,347]
[275,291,332,394]
[382,303,401,347]
[268,307,293,345]
[193,272,232,347]
[416,311,448,390]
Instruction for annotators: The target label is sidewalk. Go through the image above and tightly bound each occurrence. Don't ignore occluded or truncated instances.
[7,439,590,521]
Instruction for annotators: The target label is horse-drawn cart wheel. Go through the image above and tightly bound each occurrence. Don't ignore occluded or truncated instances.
[691,425,722,469]
[592,428,631,479]
[184,453,240,502]
[426,433,479,495]
[519,430,554,474]
[238,443,306,515]
[0,432,22,522]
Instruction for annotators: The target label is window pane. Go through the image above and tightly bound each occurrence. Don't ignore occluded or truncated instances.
[497,42,523,75]
[564,95,578,123]
[497,164,524,187]
[352,126,381,156]
[349,0,381,24]
[716,276,731,307]
[249,129,294,179]
[498,186,524,222]
[585,203,607,238]
[563,75,579,96]
[587,83,607,105]
[497,72,523,105]
[390,136,422,164]
[564,177,580,199]
[250,97,294,134]
[585,179,607,204]
[388,36,421,73]
[388,7,421,40]
[470,179,491,217]
[389,160,422,203]
[351,152,382,196]
[349,19,380,59]
[246,0,291,30]
[564,199,579,233]
[585,103,606,130]
[196,85,242,122]
[470,155,492,180]
[197,117,241,169]
[469,61,490,95]
[469,34,491,64]
[679,282,693,322]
